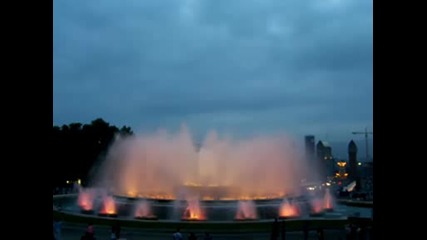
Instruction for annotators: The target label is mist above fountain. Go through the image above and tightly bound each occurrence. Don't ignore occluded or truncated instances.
[310,197,324,216]
[235,200,257,220]
[91,125,312,201]
[135,200,157,220]
[77,188,95,213]
[279,198,300,219]
[182,198,205,221]
[98,195,117,217]
[307,188,336,216]
[323,188,334,212]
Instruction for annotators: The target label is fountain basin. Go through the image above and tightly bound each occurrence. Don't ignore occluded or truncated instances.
[81,210,94,214]
[135,216,158,220]
[98,213,118,218]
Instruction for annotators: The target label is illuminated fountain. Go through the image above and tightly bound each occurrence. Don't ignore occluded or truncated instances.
[91,126,311,202]
[135,200,157,220]
[65,126,327,221]
[235,200,257,220]
[182,198,205,221]
[98,195,117,217]
[323,188,334,212]
[53,126,374,224]
[77,188,95,214]
[279,199,300,219]
[310,197,325,216]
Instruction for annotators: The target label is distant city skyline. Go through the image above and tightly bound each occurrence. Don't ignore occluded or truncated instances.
[53,119,373,162]
[322,139,373,162]
[54,0,372,146]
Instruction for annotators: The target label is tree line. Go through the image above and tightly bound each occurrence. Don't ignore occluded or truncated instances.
[52,118,133,189]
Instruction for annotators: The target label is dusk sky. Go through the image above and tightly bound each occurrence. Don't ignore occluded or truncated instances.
[53,0,373,159]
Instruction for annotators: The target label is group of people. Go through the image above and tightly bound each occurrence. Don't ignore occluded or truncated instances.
[80,222,95,240]
[173,229,212,240]
[345,223,372,240]
[55,218,369,240]
[53,218,62,240]
[270,218,326,240]
[80,222,121,240]
[110,222,121,240]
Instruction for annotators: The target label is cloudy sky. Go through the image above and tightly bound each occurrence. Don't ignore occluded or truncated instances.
[53,0,373,158]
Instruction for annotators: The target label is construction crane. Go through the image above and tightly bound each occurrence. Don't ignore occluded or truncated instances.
[352,127,373,162]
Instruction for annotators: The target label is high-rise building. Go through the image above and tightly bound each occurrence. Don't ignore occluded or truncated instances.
[304,135,315,161]
[316,141,334,179]
[348,140,360,190]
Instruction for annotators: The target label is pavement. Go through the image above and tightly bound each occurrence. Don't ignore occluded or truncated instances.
[58,222,349,240]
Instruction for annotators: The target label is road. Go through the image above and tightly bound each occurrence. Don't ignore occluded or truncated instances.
[58,222,348,240]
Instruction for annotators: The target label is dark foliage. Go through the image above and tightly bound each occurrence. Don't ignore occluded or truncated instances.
[52,118,133,188]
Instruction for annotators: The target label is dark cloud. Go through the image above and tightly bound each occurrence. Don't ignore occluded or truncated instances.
[54,0,373,150]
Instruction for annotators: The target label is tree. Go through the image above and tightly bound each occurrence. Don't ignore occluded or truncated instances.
[52,118,134,188]
[120,126,133,136]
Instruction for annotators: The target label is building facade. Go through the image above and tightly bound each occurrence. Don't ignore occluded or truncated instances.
[316,140,334,180]
[305,135,315,161]
[348,140,358,180]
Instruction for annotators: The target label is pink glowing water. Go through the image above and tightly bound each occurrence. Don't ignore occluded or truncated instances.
[323,188,334,210]
[99,195,116,215]
[135,200,155,218]
[182,198,205,220]
[235,200,257,220]
[77,188,95,211]
[279,199,300,218]
[310,198,324,214]
[92,126,313,200]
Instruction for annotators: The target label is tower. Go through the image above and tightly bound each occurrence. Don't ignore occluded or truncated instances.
[304,135,315,161]
[348,140,360,190]
[316,141,333,180]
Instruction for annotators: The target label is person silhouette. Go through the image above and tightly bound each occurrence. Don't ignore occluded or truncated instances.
[53,218,62,240]
[188,232,197,240]
[173,228,183,240]
[203,232,212,240]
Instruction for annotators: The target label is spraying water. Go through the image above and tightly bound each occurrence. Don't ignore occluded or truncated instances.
[310,197,324,215]
[323,188,334,211]
[235,200,257,220]
[279,198,300,218]
[77,188,95,212]
[99,195,116,215]
[90,126,313,201]
[135,200,156,219]
[182,197,205,220]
